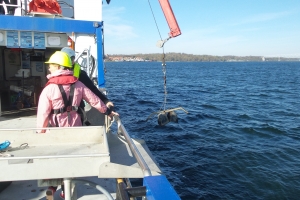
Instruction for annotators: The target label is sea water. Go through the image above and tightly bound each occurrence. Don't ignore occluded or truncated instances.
[105,61,300,200]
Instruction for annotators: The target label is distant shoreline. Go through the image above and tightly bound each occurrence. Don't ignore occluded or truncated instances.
[104,60,300,63]
[105,53,300,62]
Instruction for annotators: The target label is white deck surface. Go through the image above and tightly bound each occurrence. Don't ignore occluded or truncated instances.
[0,109,162,199]
[0,177,117,200]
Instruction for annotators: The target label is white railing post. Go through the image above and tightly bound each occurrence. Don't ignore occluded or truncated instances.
[14,0,22,16]
[0,0,23,16]
[2,1,8,14]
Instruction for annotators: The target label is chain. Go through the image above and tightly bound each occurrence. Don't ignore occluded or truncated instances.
[162,53,167,111]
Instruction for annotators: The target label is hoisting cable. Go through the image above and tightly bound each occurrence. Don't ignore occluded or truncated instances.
[148,0,168,111]
[147,0,163,42]
[147,0,171,48]
[146,0,188,126]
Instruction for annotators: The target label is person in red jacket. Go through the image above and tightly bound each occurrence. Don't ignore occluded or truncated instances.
[38,51,113,198]
[37,51,110,131]
[61,47,118,125]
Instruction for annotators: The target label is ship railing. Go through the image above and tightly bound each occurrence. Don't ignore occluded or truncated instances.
[114,116,152,177]
[57,0,74,18]
[0,0,23,16]
[75,47,96,79]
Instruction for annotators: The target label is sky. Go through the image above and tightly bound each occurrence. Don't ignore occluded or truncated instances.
[102,0,300,58]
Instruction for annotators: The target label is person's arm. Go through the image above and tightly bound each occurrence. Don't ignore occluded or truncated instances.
[36,87,52,132]
[80,82,108,114]
[78,70,110,104]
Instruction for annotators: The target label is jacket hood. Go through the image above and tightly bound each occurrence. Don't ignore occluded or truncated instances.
[46,69,73,79]
[45,70,78,87]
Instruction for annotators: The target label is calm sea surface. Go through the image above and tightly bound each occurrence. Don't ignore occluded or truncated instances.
[104,61,300,200]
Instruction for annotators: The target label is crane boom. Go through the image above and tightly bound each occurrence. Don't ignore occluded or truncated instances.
[158,0,181,38]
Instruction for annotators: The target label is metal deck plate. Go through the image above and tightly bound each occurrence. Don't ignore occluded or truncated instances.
[0,126,110,181]
[101,132,162,178]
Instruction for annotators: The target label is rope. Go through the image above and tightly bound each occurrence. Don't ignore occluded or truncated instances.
[106,116,115,132]
[0,143,28,157]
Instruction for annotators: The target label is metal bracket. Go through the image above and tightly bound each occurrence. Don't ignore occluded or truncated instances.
[99,162,145,178]
[156,37,171,48]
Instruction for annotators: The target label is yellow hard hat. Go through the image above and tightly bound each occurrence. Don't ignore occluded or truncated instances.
[45,51,72,68]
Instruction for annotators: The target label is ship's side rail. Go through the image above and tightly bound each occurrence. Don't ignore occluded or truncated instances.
[112,116,181,200]
[114,116,152,177]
